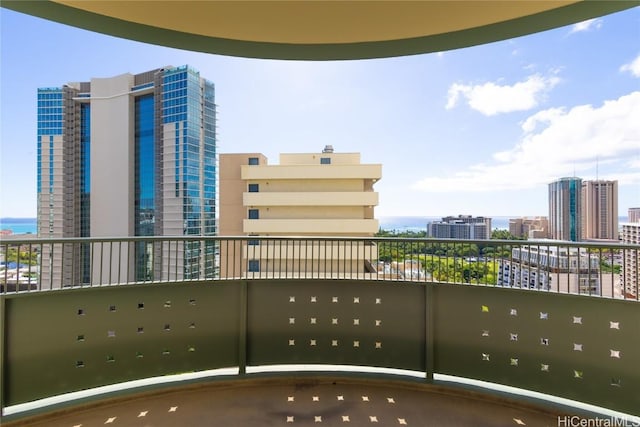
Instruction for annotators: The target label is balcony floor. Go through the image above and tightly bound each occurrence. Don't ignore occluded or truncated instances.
[9,377,561,426]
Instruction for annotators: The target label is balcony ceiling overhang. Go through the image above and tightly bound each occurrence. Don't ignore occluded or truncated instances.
[2,1,638,60]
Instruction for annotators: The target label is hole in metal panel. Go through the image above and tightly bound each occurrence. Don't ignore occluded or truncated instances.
[188,346,196,352]
[289,296,295,303]
[189,322,196,329]
[539,312,548,320]
[610,349,621,358]
[574,370,583,379]
[482,353,490,361]
[289,318,295,324]
[77,309,85,316]
[540,338,549,346]
[610,321,620,329]
[164,324,171,331]
[482,330,490,337]
[573,343,583,351]
[510,358,518,366]
[109,305,116,312]
[76,334,85,342]
[611,378,621,387]
[76,360,84,368]
[106,355,115,363]
[189,298,196,305]
[137,327,144,334]
[136,352,144,358]
[138,302,145,309]
[510,308,517,316]
[164,301,172,308]
[162,349,171,356]
[510,333,518,341]
[107,330,116,338]
[541,364,550,372]
[573,316,582,324]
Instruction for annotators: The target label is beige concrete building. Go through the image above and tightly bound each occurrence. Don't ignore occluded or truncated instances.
[581,180,618,241]
[508,217,548,239]
[628,207,640,223]
[219,147,381,278]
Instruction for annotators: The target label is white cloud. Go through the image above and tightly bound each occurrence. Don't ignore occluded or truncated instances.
[445,74,560,116]
[620,54,640,77]
[415,91,640,192]
[569,18,603,34]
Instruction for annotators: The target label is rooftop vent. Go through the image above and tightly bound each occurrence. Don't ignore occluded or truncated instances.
[322,145,334,153]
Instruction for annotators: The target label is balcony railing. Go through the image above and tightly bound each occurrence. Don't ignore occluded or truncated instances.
[1,236,638,299]
[1,236,639,423]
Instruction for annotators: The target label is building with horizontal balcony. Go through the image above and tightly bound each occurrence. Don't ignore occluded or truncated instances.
[219,147,381,277]
[497,243,603,294]
[428,215,491,240]
[508,216,548,239]
[37,66,217,287]
[581,180,618,241]
[628,207,640,223]
[620,222,640,298]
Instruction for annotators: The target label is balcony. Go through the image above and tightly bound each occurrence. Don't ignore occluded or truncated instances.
[241,164,382,181]
[243,218,380,234]
[243,191,379,207]
[1,236,639,425]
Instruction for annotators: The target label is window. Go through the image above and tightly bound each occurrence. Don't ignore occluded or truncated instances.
[248,209,259,219]
[248,183,259,192]
[248,157,259,165]
[248,259,260,272]
[320,157,331,164]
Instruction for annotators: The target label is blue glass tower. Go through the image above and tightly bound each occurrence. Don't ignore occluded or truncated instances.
[37,66,217,286]
[549,177,582,242]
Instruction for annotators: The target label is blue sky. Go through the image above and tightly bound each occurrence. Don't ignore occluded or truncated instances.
[1,7,639,219]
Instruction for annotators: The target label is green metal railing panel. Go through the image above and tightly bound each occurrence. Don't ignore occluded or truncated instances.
[432,284,640,415]
[3,282,240,406]
[246,280,426,371]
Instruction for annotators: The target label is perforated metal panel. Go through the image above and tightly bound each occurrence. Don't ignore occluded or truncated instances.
[246,280,426,371]
[3,282,240,405]
[433,284,640,415]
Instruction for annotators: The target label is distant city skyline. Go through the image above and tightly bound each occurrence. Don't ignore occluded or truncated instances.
[1,7,639,218]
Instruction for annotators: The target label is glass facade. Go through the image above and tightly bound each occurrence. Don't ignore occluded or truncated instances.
[37,65,217,283]
[162,66,217,278]
[79,103,91,283]
[135,94,155,281]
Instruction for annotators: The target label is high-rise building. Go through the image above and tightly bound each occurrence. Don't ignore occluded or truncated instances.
[581,180,618,240]
[620,222,640,298]
[219,147,381,277]
[428,215,492,240]
[508,216,549,239]
[628,207,640,223]
[37,66,217,287]
[548,177,582,242]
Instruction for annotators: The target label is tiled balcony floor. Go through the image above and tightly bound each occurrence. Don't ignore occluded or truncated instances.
[8,378,561,427]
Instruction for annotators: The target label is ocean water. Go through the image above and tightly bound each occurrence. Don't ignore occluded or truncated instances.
[0,218,37,234]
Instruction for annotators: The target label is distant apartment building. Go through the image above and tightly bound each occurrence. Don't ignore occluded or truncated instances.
[620,222,640,298]
[628,208,640,223]
[548,177,582,242]
[508,216,548,239]
[37,66,216,287]
[497,244,601,294]
[219,147,381,277]
[428,215,491,240]
[581,180,618,241]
